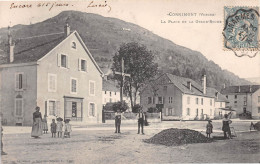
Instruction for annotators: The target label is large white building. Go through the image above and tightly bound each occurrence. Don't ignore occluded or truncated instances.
[140,73,216,120]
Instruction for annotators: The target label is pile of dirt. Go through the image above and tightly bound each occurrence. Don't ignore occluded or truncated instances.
[144,128,212,146]
[254,122,260,131]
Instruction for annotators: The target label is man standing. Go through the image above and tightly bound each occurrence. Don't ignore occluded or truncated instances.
[115,109,122,133]
[1,113,7,155]
[137,109,145,135]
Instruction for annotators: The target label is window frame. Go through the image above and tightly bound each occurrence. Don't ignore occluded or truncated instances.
[89,102,96,117]
[89,80,96,96]
[71,41,77,50]
[78,58,88,72]
[14,98,23,117]
[15,72,24,91]
[48,73,57,92]
[187,96,190,104]
[186,108,190,116]
[70,77,78,94]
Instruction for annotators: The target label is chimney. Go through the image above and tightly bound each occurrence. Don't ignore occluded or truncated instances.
[8,26,15,63]
[215,92,219,99]
[187,81,192,90]
[64,23,70,37]
[202,75,206,94]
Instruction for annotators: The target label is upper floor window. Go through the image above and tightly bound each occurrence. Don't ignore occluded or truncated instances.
[58,54,69,68]
[210,99,212,106]
[72,42,77,49]
[148,97,152,104]
[187,96,190,104]
[105,91,107,94]
[61,55,67,68]
[196,98,199,104]
[78,59,87,72]
[158,97,164,104]
[226,95,228,99]
[89,81,95,96]
[71,78,77,94]
[115,92,116,95]
[169,97,173,103]
[220,102,222,107]
[48,73,57,92]
[258,96,260,103]
[15,73,26,91]
[201,98,203,105]
[235,95,237,99]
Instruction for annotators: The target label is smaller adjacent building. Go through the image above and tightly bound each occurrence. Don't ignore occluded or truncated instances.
[221,85,260,119]
[207,88,235,119]
[140,73,215,120]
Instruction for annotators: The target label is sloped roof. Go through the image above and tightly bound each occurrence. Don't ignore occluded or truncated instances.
[165,73,214,98]
[102,79,120,92]
[0,32,65,64]
[221,85,260,94]
[207,87,229,102]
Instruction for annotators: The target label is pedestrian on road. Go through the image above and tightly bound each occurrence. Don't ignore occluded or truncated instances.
[137,109,145,135]
[222,114,232,139]
[56,117,63,138]
[31,106,43,138]
[42,115,48,134]
[63,119,72,138]
[206,120,213,138]
[50,119,57,138]
[115,109,126,133]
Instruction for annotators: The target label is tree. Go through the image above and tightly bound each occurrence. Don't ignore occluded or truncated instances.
[111,101,129,112]
[112,42,158,109]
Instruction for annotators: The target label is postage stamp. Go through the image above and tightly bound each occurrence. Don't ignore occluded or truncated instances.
[223,7,259,53]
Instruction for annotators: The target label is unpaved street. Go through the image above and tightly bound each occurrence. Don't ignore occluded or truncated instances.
[1,121,260,163]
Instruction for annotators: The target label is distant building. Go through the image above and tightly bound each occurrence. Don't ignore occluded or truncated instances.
[140,73,215,120]
[207,88,235,119]
[102,78,132,111]
[0,23,104,126]
[221,85,260,119]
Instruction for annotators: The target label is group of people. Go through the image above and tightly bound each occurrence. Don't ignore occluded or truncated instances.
[114,109,146,134]
[31,106,72,138]
[206,113,233,139]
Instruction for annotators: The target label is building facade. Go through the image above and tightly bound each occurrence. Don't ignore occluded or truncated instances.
[221,85,260,119]
[0,24,103,126]
[140,73,215,120]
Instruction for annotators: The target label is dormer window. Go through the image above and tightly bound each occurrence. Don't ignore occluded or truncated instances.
[72,42,76,49]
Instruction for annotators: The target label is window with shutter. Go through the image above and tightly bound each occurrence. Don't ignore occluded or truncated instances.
[15,73,24,91]
[61,55,67,68]
[49,100,56,116]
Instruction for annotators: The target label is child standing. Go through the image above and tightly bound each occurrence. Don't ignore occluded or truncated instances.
[206,120,213,138]
[42,115,48,134]
[50,119,57,138]
[56,117,63,138]
[64,119,72,138]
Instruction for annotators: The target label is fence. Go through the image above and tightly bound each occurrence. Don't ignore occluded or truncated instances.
[104,112,161,123]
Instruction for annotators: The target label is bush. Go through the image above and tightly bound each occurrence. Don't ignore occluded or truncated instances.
[132,104,142,113]
[103,102,114,112]
[111,101,129,112]
[147,107,159,113]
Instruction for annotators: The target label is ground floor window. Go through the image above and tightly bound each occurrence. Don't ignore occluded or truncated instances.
[49,101,56,116]
[258,107,260,113]
[15,98,23,117]
[89,103,95,117]
[186,108,190,116]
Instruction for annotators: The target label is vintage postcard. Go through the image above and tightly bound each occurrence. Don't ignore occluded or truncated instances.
[0,0,260,163]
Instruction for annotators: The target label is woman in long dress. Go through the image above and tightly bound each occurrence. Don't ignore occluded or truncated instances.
[31,106,43,138]
[222,114,232,139]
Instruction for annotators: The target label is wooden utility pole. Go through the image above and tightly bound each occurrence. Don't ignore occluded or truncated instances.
[115,58,131,102]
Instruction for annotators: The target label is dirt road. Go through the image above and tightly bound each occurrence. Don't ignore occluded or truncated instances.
[1,121,260,163]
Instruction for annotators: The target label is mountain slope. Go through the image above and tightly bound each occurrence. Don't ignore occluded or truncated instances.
[0,10,250,90]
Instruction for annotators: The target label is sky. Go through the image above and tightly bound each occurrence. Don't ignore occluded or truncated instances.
[0,0,259,79]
